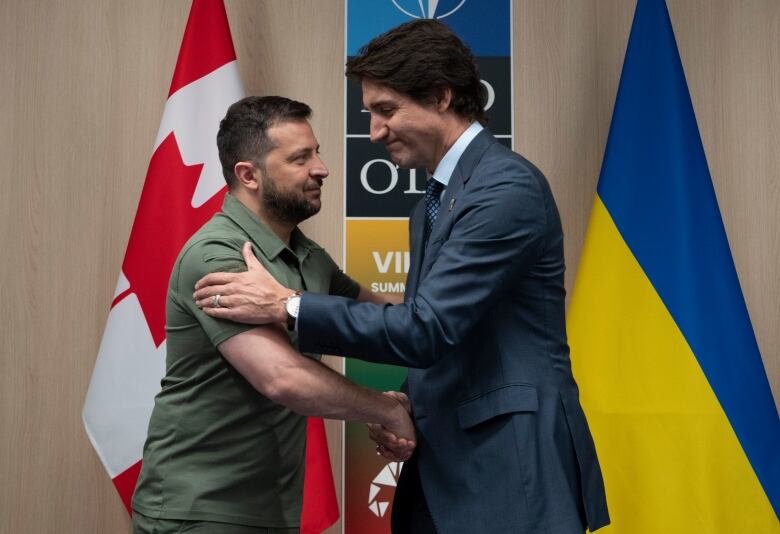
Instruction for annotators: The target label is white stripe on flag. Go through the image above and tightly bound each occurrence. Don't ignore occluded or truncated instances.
[83,287,166,477]
[154,61,244,208]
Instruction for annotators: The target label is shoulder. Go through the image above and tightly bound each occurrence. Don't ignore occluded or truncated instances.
[171,216,248,289]
[480,142,546,183]
[181,216,246,264]
[470,142,557,209]
[468,146,543,196]
[455,143,562,240]
[453,129,546,195]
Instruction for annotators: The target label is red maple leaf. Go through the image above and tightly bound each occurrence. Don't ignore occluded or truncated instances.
[120,133,225,346]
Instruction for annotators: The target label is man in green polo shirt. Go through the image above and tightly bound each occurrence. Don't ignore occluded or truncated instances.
[131,96,415,534]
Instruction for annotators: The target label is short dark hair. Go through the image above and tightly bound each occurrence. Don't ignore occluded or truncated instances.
[346,19,486,123]
[217,96,311,188]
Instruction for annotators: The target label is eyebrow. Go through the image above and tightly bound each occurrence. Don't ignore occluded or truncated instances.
[366,100,396,110]
[286,145,319,161]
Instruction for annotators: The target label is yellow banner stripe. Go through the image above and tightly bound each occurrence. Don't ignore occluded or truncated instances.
[568,196,776,532]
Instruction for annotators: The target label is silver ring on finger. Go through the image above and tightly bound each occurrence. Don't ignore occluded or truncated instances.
[213,294,222,308]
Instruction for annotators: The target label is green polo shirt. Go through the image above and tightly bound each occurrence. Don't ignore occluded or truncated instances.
[132,193,359,528]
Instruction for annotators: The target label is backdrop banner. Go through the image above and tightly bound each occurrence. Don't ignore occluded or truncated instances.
[344,1,512,531]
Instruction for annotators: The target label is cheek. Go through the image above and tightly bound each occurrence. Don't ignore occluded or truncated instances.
[281,170,307,187]
[399,122,427,143]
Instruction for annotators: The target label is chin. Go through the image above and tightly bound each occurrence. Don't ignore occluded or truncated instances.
[390,154,416,170]
[396,150,427,170]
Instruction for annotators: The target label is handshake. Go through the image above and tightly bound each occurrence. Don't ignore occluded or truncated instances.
[371,390,416,462]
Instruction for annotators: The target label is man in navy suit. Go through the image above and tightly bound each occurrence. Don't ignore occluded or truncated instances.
[194,20,609,534]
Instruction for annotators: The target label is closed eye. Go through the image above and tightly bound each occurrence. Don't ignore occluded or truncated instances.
[367,101,398,118]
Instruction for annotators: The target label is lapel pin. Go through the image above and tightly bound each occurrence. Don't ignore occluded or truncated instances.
[449,198,456,211]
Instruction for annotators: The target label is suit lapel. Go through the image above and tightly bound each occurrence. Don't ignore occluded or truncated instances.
[426,167,462,247]
[405,199,426,300]
[424,129,497,255]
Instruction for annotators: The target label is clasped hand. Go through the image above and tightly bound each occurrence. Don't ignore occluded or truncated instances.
[373,391,415,462]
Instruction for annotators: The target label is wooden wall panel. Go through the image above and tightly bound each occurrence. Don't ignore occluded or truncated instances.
[0,2,185,533]
[0,1,776,533]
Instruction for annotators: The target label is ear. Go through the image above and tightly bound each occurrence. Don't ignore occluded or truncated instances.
[234,161,260,191]
[436,87,453,112]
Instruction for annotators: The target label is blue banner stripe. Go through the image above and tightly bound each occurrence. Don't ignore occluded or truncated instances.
[597,0,779,516]
[347,0,510,56]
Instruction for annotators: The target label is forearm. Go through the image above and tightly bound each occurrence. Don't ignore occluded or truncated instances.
[357,286,404,305]
[272,353,405,429]
[298,292,446,368]
[218,326,409,434]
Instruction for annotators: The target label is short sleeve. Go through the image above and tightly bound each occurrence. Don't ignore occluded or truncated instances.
[170,238,257,347]
[322,251,360,299]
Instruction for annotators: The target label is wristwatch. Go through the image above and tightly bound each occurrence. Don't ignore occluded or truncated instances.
[285,291,303,331]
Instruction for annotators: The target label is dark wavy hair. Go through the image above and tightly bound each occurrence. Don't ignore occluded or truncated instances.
[217,96,311,188]
[346,19,486,123]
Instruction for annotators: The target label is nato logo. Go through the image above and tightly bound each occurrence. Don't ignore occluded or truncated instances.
[390,0,467,19]
[347,0,509,57]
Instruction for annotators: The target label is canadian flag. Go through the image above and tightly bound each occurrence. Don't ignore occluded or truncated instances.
[82,2,338,532]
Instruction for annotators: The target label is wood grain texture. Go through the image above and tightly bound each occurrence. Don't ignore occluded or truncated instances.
[0,1,776,533]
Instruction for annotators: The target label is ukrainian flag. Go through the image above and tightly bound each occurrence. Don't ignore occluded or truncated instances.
[568,0,779,531]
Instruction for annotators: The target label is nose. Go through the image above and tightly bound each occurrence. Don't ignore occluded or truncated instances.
[310,154,329,179]
[369,114,388,144]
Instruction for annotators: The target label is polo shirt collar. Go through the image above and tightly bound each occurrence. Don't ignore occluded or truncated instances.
[220,193,318,262]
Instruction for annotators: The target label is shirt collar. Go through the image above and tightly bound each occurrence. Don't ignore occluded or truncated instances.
[220,193,319,262]
[431,121,484,187]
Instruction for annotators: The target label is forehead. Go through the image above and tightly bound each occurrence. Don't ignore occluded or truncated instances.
[266,120,317,151]
[361,79,411,107]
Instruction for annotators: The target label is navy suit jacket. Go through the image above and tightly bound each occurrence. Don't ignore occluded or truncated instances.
[299,130,609,533]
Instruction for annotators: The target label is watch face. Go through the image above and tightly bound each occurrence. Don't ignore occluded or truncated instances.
[286,295,301,318]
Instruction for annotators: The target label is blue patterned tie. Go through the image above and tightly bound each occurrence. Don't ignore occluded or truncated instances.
[424,178,445,240]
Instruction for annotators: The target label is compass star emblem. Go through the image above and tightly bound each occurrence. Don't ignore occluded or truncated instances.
[390,0,467,20]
